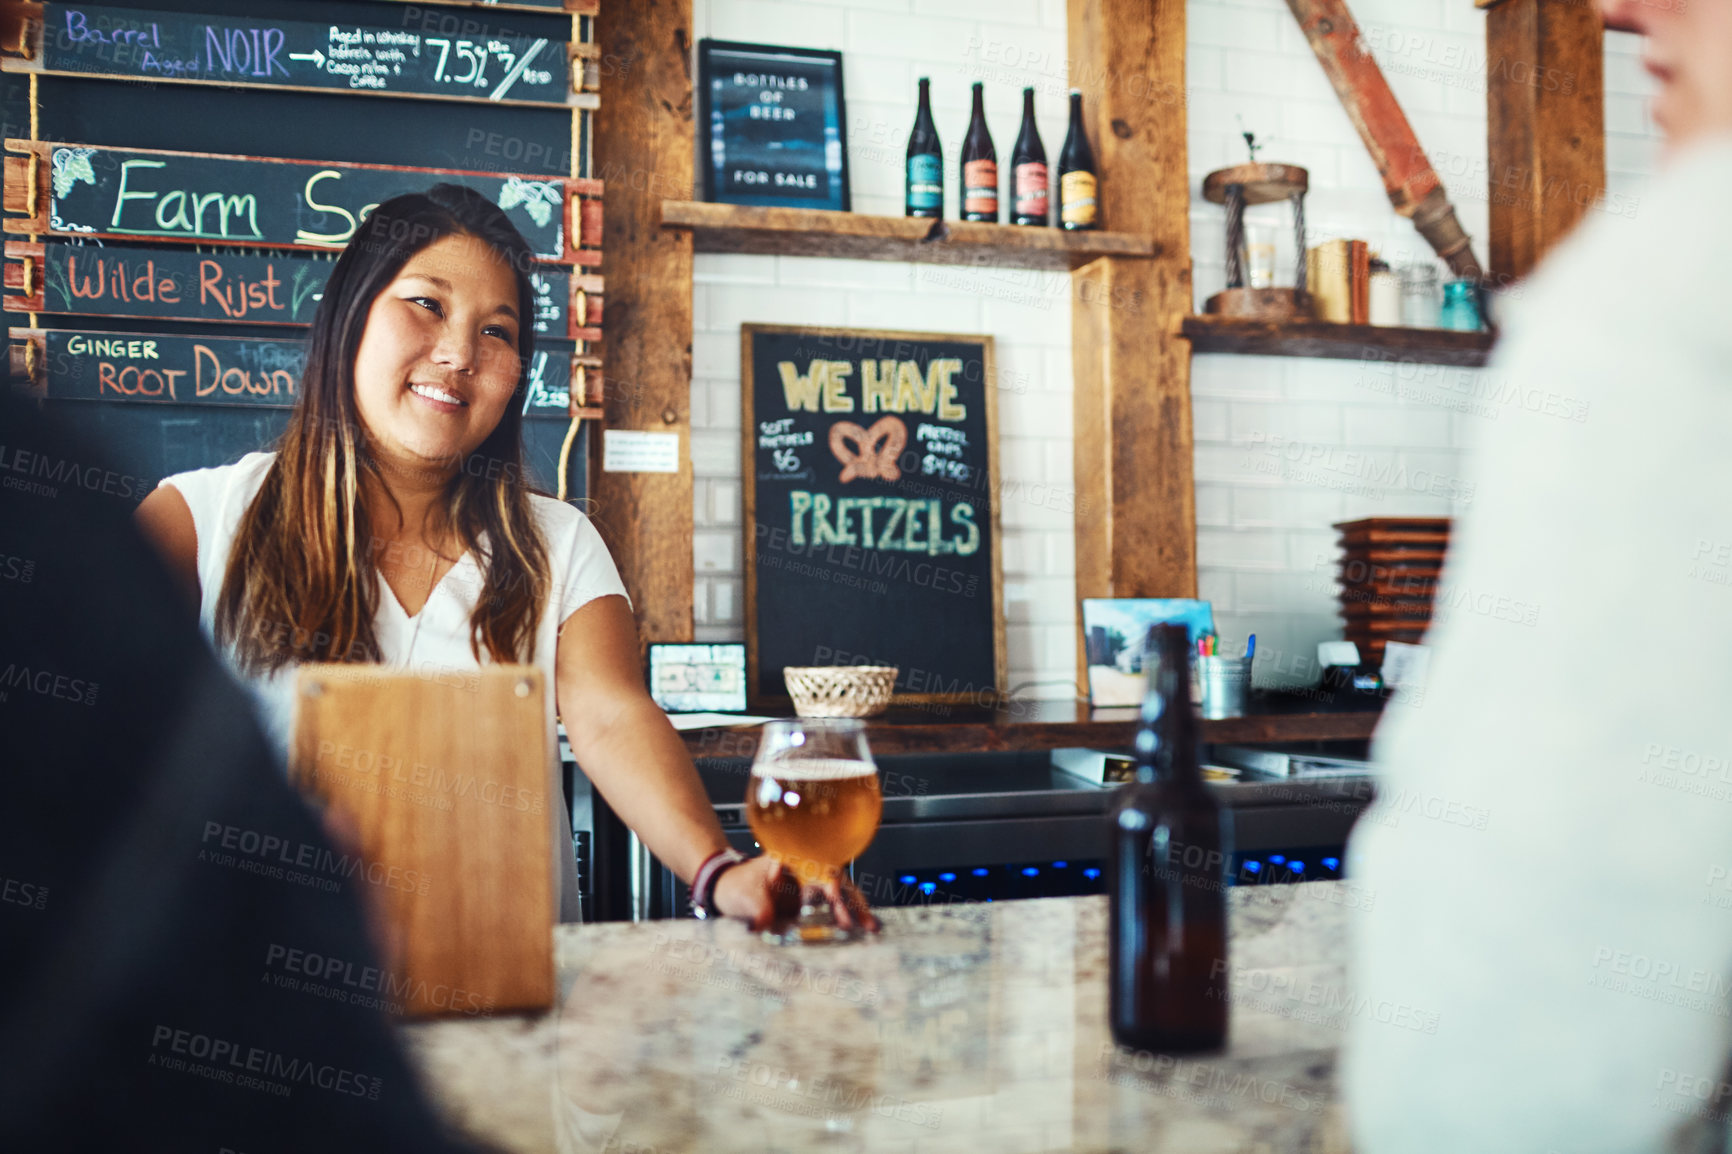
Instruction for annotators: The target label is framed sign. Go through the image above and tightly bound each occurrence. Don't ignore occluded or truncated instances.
[742,324,1004,707]
[698,39,849,212]
[375,0,593,11]
[18,4,576,108]
[648,643,748,713]
[4,241,601,341]
[4,141,601,264]
[13,328,584,418]
[1081,598,1216,707]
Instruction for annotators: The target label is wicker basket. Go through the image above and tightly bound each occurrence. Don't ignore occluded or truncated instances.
[782,665,898,718]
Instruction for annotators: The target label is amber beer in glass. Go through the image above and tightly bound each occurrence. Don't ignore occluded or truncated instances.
[1108,622,1230,1051]
[747,718,882,944]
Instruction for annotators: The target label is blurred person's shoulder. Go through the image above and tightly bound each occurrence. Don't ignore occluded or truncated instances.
[1504,136,1732,348]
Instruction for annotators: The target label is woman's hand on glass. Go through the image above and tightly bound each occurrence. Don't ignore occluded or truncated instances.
[711,855,881,935]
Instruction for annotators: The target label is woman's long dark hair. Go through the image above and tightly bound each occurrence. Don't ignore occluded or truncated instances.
[216,184,549,674]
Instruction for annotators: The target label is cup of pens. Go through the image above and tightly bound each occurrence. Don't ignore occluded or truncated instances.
[1196,632,1253,719]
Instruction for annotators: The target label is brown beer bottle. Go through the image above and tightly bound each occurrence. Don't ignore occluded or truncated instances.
[960,82,998,222]
[1107,622,1229,1052]
[1057,89,1098,230]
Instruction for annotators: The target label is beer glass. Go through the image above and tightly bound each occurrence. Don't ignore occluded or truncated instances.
[747,718,882,945]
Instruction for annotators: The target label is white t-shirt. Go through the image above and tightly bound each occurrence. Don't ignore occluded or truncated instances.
[162,451,630,922]
[1344,138,1732,1149]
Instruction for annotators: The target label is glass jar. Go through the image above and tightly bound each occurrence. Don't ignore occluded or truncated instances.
[1367,258,1400,326]
[1439,278,1483,332]
[1244,223,1278,289]
[1399,264,1441,328]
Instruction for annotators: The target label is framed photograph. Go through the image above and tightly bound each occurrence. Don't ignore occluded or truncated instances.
[742,324,1003,707]
[698,39,850,212]
[1081,598,1216,707]
[648,643,749,713]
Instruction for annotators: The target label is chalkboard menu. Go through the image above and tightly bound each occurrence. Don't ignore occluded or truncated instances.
[11,240,595,339]
[377,0,581,11]
[698,40,848,212]
[1,2,597,501]
[34,4,571,106]
[742,325,1004,705]
[23,328,579,418]
[16,143,592,262]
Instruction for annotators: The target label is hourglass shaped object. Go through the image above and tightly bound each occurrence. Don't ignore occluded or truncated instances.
[1202,162,1311,320]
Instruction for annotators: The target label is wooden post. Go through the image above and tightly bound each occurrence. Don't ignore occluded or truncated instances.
[593,0,695,645]
[1480,0,1606,285]
[1067,0,1197,688]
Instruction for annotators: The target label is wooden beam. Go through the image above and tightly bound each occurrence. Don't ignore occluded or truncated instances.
[1068,0,1196,688]
[1285,0,1482,280]
[1485,0,1606,286]
[592,0,695,647]
[1479,0,1638,33]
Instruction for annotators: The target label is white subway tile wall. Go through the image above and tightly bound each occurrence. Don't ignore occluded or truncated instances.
[684,0,1663,691]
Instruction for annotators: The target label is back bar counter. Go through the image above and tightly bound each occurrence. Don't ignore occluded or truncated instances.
[568,695,1388,922]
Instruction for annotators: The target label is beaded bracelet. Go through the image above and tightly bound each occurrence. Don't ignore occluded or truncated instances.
[688,847,749,920]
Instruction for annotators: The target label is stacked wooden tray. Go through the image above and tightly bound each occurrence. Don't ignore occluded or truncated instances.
[1333,518,1451,664]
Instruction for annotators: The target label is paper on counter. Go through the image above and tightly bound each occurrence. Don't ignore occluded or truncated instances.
[665,712,777,732]
[1379,640,1431,690]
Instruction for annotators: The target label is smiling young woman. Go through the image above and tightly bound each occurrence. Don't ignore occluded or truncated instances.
[134,185,877,933]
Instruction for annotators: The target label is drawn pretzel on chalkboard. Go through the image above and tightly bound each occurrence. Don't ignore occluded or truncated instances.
[829,416,907,483]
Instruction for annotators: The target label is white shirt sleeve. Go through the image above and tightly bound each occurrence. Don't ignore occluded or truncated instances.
[158,452,272,620]
[1343,138,1732,1152]
[532,497,631,626]
[158,465,222,593]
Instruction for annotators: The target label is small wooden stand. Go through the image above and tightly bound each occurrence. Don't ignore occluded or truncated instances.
[1201,162,1311,321]
[1333,518,1453,664]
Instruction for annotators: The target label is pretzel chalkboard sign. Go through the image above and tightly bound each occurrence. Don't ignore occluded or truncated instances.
[742,324,1004,706]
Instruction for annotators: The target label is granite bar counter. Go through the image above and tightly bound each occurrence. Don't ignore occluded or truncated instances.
[403,883,1366,1153]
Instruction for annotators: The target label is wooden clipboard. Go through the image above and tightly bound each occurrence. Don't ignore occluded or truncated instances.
[290,664,554,1017]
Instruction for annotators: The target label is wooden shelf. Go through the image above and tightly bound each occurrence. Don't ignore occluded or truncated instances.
[1179,314,1494,367]
[680,698,1382,759]
[660,201,1157,271]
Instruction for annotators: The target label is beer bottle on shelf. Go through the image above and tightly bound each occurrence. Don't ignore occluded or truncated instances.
[1058,88,1099,231]
[905,77,943,219]
[1107,622,1229,1053]
[960,82,998,223]
[1010,87,1048,226]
